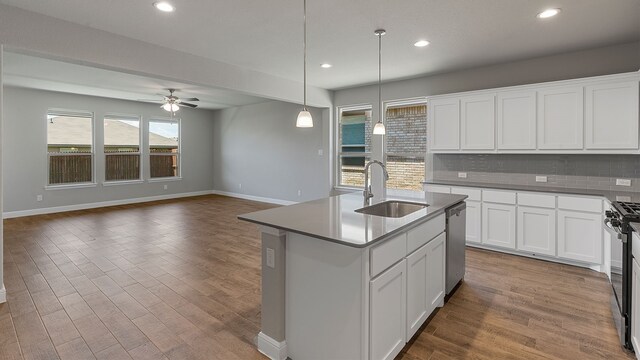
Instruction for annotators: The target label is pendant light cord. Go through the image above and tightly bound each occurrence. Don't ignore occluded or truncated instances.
[303,0,307,111]
[378,31,381,123]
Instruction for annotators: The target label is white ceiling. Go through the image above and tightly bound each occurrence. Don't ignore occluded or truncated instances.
[2,52,268,110]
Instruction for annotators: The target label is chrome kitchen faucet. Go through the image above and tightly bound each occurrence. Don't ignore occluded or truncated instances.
[363,160,389,206]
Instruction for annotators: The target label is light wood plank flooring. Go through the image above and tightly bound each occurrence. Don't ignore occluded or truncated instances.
[0,195,633,359]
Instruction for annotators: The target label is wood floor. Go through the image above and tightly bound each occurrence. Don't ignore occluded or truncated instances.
[0,195,633,360]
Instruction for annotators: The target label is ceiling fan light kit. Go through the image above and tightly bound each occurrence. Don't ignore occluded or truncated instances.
[296,0,313,128]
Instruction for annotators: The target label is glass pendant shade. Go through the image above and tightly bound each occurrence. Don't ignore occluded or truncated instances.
[296,110,313,128]
[163,103,179,112]
[373,121,386,135]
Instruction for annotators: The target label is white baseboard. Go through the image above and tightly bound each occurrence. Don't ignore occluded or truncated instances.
[211,190,296,206]
[2,190,215,219]
[0,284,6,304]
[257,332,287,360]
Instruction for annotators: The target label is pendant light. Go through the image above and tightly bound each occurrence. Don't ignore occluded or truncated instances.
[373,29,386,135]
[296,0,313,128]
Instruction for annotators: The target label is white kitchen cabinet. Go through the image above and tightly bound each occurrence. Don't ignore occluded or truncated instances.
[425,232,446,314]
[632,257,640,355]
[537,86,584,150]
[585,81,639,150]
[465,200,482,244]
[517,206,556,256]
[482,202,516,249]
[406,244,428,340]
[460,94,495,150]
[370,259,406,360]
[557,210,602,264]
[429,98,460,151]
[497,90,536,150]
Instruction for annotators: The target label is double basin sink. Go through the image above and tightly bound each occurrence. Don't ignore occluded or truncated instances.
[355,201,428,218]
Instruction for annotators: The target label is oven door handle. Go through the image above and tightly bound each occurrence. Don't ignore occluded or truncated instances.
[604,218,626,243]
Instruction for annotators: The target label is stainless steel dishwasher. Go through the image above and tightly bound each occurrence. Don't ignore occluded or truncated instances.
[446,202,466,294]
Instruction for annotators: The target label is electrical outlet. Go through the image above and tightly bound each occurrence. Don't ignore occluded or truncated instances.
[458,172,467,179]
[163,185,168,190]
[616,179,632,187]
[535,176,548,183]
[318,149,323,156]
[36,194,43,202]
[239,183,242,189]
[266,248,275,268]
[297,190,301,196]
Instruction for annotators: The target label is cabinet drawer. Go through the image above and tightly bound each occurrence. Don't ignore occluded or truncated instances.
[482,189,516,204]
[371,233,407,278]
[450,187,481,201]
[407,213,446,255]
[558,196,602,213]
[425,185,451,194]
[518,192,556,208]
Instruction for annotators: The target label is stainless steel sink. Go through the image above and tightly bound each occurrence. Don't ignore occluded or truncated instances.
[355,201,428,218]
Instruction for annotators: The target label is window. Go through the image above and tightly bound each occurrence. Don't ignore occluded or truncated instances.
[47,110,94,185]
[337,106,372,188]
[149,119,180,178]
[384,102,427,191]
[104,115,141,182]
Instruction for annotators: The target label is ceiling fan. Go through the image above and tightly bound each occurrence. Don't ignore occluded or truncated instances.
[139,89,199,114]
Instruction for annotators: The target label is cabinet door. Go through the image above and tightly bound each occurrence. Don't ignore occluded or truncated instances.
[557,210,602,263]
[370,260,406,360]
[497,90,536,150]
[537,86,584,150]
[585,81,639,149]
[461,94,495,150]
[465,200,482,244]
[406,245,428,340]
[517,206,556,256]
[632,258,640,353]
[482,203,516,249]
[429,98,460,150]
[425,233,446,314]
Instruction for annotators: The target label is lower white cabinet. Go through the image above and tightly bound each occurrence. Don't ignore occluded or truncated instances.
[370,259,406,360]
[406,244,428,340]
[465,200,482,244]
[425,233,446,313]
[632,257,640,355]
[557,210,602,264]
[517,206,556,256]
[482,203,516,249]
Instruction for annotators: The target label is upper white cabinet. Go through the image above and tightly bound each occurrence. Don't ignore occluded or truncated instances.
[428,98,460,150]
[497,90,536,150]
[537,86,584,150]
[585,81,640,149]
[461,94,495,150]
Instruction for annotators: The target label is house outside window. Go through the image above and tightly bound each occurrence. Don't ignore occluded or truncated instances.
[337,106,372,188]
[104,115,142,182]
[47,111,94,185]
[149,119,180,178]
[384,102,427,191]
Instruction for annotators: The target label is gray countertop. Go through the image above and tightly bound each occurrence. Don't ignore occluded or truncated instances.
[238,191,467,248]
[423,179,640,203]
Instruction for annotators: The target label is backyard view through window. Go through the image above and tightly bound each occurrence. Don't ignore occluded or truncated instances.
[149,119,180,178]
[47,111,94,185]
[338,107,371,187]
[104,115,141,181]
[385,103,427,191]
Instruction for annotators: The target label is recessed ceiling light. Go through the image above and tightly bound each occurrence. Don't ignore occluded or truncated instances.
[537,8,560,19]
[320,63,332,68]
[414,40,430,47]
[153,1,175,12]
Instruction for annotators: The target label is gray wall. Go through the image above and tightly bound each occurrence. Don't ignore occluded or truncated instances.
[3,86,216,213]
[212,101,330,202]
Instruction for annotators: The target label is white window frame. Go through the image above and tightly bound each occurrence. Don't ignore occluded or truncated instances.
[383,98,428,193]
[148,117,182,181]
[45,109,97,189]
[335,104,372,190]
[103,114,143,184]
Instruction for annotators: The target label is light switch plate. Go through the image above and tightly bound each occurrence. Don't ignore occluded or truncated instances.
[458,172,467,179]
[266,248,275,268]
[616,179,632,186]
[535,176,547,183]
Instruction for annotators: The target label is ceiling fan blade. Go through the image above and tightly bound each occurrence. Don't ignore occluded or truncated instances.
[138,99,164,103]
[178,102,198,108]
[179,97,200,102]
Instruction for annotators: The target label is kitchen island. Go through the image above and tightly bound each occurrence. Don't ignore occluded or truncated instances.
[239,191,466,360]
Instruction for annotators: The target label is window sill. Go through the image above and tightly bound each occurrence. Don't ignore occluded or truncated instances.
[148,177,182,183]
[102,180,144,187]
[45,182,97,191]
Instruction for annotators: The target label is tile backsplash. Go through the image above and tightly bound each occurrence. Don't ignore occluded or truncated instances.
[432,154,640,192]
